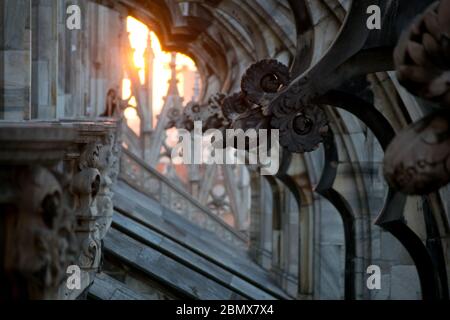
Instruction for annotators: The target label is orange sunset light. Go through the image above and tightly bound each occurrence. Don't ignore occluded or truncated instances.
[123,16,199,134]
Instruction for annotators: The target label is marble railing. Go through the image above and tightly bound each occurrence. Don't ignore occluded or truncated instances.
[120,149,248,249]
[0,119,121,300]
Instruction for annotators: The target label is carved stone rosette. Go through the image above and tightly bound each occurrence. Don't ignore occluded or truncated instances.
[241,59,291,114]
[240,59,329,153]
[0,120,120,300]
[166,93,228,131]
[166,59,329,154]
[385,0,450,194]
[271,103,329,153]
[165,103,184,130]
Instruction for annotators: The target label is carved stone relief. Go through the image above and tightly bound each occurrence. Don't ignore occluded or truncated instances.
[384,110,450,194]
[385,0,450,195]
[0,166,78,300]
[0,121,120,300]
[394,0,450,107]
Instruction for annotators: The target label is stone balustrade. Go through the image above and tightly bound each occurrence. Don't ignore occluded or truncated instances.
[120,148,248,249]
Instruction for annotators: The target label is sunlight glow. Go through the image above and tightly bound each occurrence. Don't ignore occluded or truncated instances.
[121,78,132,100]
[127,16,149,84]
[124,107,141,136]
[122,16,200,134]
[149,32,198,126]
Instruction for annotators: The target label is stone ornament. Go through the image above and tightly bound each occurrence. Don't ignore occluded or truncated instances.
[166,106,183,130]
[239,59,328,153]
[71,167,101,269]
[384,110,450,194]
[394,0,450,107]
[72,136,120,274]
[267,74,329,153]
[1,166,78,299]
[271,104,329,153]
[385,0,450,195]
[232,108,271,133]
[78,143,101,170]
[241,59,291,113]
[167,93,228,131]
[0,121,120,299]
[205,93,227,129]
[184,102,204,122]
[222,92,249,122]
[165,59,329,153]
[95,135,120,241]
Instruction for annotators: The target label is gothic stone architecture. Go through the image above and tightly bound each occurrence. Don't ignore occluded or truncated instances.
[0,0,449,300]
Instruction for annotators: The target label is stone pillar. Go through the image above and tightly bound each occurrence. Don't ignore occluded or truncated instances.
[249,171,273,269]
[279,187,299,296]
[145,35,154,129]
[60,0,89,118]
[0,0,32,120]
[249,171,262,260]
[31,0,58,119]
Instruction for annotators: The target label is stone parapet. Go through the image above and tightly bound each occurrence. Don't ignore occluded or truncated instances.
[0,119,121,300]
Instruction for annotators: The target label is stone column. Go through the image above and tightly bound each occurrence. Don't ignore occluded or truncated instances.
[279,187,299,296]
[249,171,273,269]
[145,35,154,129]
[31,0,58,119]
[249,171,262,260]
[0,0,32,120]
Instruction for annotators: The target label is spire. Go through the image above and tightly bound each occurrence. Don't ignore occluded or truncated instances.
[167,52,179,96]
[145,33,154,130]
[146,34,154,61]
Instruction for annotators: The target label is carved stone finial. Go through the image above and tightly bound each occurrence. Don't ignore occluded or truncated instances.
[167,52,180,97]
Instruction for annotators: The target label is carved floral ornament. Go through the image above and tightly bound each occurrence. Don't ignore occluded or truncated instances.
[229,58,329,152]
[168,59,329,153]
[384,0,450,195]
